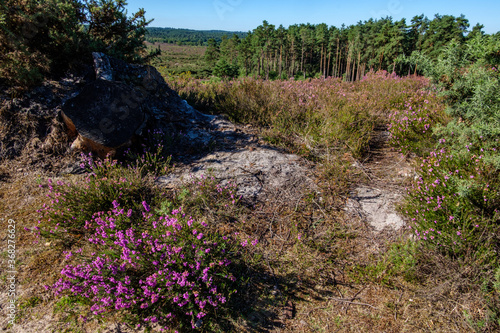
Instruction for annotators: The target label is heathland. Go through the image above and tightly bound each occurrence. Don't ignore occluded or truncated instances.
[1,2,499,332]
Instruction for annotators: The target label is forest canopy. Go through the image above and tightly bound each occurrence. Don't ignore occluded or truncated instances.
[195,14,498,80]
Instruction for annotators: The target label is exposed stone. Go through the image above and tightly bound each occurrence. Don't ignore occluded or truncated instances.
[61,80,146,157]
[92,52,113,81]
[60,52,191,157]
[345,186,404,231]
[157,147,316,203]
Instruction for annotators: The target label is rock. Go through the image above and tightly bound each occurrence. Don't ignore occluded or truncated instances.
[92,52,113,81]
[60,52,197,157]
[345,186,404,231]
[62,80,146,157]
[157,147,316,203]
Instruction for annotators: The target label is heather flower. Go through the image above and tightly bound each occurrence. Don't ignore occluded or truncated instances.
[46,203,241,331]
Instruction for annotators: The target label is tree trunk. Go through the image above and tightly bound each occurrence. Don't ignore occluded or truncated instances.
[319,45,323,76]
[335,38,340,77]
[378,50,384,71]
[327,50,331,77]
[345,52,351,82]
[279,45,282,78]
[356,52,361,81]
[323,47,326,78]
[301,44,304,74]
[274,49,277,71]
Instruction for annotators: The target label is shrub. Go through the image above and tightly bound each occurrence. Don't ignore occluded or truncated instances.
[398,33,500,263]
[388,89,448,156]
[47,203,252,330]
[0,0,152,88]
[155,173,242,226]
[35,154,158,246]
[123,128,173,177]
[425,34,500,169]
[84,0,153,63]
[212,58,239,78]
[401,142,499,260]
[0,0,85,87]
[35,149,256,330]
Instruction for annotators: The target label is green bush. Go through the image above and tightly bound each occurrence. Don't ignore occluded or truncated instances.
[388,90,448,156]
[213,58,239,78]
[426,35,500,168]
[401,143,499,260]
[0,0,85,87]
[84,0,152,63]
[0,0,152,88]
[400,34,500,263]
[35,154,158,246]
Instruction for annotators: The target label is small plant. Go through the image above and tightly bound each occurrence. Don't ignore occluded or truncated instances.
[46,201,255,331]
[494,266,500,293]
[34,153,158,246]
[388,91,448,156]
[124,128,173,177]
[401,142,500,260]
[173,174,242,222]
[19,296,42,310]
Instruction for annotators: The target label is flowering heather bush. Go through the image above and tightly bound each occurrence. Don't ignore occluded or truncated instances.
[35,154,157,245]
[47,202,255,330]
[402,141,500,259]
[399,36,500,263]
[35,151,255,329]
[168,70,435,158]
[388,91,448,156]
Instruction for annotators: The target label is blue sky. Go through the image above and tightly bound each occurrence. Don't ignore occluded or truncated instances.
[125,0,499,34]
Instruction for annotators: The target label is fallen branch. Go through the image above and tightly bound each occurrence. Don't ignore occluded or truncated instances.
[328,297,377,309]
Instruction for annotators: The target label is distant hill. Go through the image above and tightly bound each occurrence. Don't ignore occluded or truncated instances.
[146,27,247,46]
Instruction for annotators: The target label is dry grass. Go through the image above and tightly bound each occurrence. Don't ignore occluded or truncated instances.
[146,42,208,78]
[1,74,499,332]
[1,137,497,333]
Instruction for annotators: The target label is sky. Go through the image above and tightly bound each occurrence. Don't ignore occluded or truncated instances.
[125,0,500,34]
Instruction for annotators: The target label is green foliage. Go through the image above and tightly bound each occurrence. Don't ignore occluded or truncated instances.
[0,0,152,88]
[388,88,448,156]
[193,15,479,82]
[213,58,239,78]
[399,33,500,263]
[145,27,247,46]
[84,0,152,63]
[123,129,173,177]
[36,155,158,246]
[494,266,500,293]
[0,0,85,87]
[204,38,219,68]
[401,143,500,260]
[428,35,500,169]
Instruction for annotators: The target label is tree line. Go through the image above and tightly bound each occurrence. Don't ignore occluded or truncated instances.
[204,14,496,80]
[146,27,247,46]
